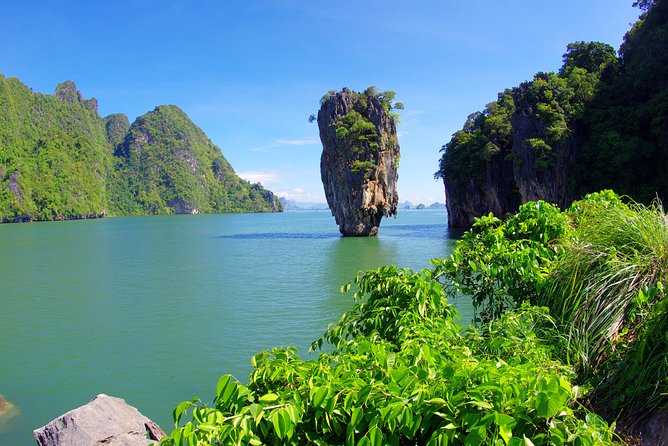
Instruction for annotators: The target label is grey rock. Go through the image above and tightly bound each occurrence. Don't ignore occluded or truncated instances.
[318,88,400,236]
[33,394,165,446]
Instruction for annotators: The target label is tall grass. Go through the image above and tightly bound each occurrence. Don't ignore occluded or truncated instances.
[538,192,668,420]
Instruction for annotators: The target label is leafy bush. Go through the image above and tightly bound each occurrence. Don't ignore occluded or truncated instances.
[160,265,618,445]
[538,191,668,420]
[433,200,569,322]
[437,190,668,426]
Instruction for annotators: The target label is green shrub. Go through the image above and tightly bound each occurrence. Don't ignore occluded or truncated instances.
[160,266,618,445]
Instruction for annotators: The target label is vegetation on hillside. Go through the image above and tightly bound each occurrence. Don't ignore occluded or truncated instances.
[0,76,281,222]
[574,0,668,202]
[0,75,110,222]
[112,105,282,214]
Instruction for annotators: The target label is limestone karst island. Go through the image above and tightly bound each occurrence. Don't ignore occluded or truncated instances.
[318,87,401,236]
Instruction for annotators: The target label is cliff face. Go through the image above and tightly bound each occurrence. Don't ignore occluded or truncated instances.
[439,79,580,228]
[443,156,517,227]
[318,88,400,236]
[438,92,520,227]
[511,79,576,209]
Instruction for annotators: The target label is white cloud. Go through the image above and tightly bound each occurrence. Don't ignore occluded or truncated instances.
[401,110,425,118]
[274,138,319,146]
[237,170,280,184]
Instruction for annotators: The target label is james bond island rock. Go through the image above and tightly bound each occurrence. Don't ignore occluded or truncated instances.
[33,394,165,446]
[318,87,402,236]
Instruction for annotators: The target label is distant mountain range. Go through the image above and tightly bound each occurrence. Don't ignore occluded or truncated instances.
[399,200,446,210]
[277,198,445,211]
[278,198,329,210]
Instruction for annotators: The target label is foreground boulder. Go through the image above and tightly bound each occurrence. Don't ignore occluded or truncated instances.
[33,394,165,446]
[318,87,401,236]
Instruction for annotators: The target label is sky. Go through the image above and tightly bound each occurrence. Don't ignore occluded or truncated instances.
[1,1,642,205]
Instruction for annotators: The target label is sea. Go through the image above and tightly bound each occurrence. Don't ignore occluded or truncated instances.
[0,209,471,444]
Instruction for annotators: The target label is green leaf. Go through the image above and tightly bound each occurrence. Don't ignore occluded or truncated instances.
[215,374,238,407]
[173,400,194,426]
[369,426,383,446]
[272,410,285,439]
[428,397,446,406]
[249,403,264,425]
[350,406,363,429]
[496,413,516,444]
[259,392,279,404]
[312,387,328,408]
[468,400,493,410]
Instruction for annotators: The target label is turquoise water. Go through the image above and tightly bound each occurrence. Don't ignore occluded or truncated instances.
[0,209,467,444]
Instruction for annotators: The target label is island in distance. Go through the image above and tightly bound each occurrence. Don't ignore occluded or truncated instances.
[279,198,445,211]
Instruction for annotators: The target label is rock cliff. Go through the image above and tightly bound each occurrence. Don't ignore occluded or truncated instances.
[510,76,576,209]
[437,92,520,227]
[318,87,400,236]
[437,2,668,226]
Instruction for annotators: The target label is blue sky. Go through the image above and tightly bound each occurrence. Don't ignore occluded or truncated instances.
[2,1,641,204]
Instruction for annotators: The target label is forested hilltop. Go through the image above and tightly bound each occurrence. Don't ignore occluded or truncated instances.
[0,76,282,222]
[436,0,668,226]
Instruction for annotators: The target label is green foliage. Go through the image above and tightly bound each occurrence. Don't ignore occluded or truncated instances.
[336,111,380,153]
[435,9,668,215]
[539,192,668,384]
[433,201,569,322]
[112,105,281,215]
[559,42,617,76]
[161,265,618,445]
[0,76,110,222]
[331,87,402,178]
[574,0,668,204]
[438,190,668,425]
